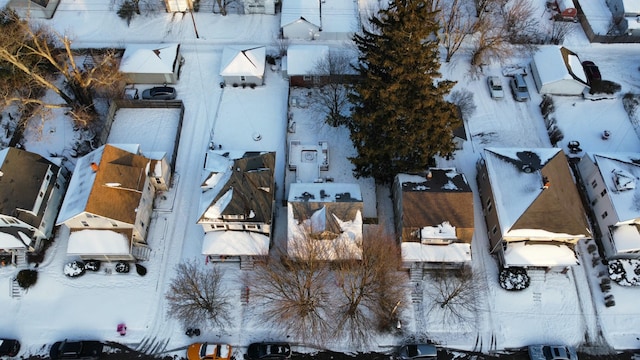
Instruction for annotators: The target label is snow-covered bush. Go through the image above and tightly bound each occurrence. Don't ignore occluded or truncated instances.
[499,267,530,291]
[115,262,130,274]
[64,261,86,277]
[84,260,101,272]
[608,259,640,286]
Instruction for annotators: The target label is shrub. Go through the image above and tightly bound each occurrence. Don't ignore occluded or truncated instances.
[84,260,101,272]
[16,269,38,289]
[115,262,130,273]
[64,261,86,277]
[609,259,640,286]
[117,1,137,26]
[499,267,530,291]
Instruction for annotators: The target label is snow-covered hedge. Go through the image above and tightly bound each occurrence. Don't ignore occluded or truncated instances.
[608,259,640,286]
[499,267,530,291]
[64,261,86,277]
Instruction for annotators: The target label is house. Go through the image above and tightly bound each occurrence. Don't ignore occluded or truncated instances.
[219,46,266,87]
[7,0,60,18]
[606,0,640,36]
[119,43,184,84]
[392,169,474,270]
[197,151,276,266]
[57,144,171,261]
[283,45,330,87]
[243,0,276,14]
[280,0,358,40]
[476,148,591,270]
[0,148,68,266]
[280,0,321,40]
[530,46,588,96]
[577,153,640,260]
[288,182,363,260]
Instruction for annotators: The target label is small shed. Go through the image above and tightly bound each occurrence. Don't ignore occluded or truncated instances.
[280,0,321,40]
[219,46,266,86]
[119,43,184,84]
[530,46,588,96]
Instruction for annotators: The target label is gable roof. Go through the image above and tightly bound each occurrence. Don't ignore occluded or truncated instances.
[198,152,276,225]
[319,0,358,34]
[57,144,150,225]
[533,46,588,85]
[119,43,180,74]
[396,169,474,243]
[590,153,640,222]
[220,46,266,77]
[483,148,590,238]
[280,0,320,28]
[286,45,329,76]
[0,147,59,223]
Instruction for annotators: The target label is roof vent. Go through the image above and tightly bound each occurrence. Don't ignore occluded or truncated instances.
[613,169,636,191]
[90,162,99,172]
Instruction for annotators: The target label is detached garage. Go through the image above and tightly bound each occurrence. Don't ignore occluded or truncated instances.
[530,46,588,96]
[119,43,184,84]
[219,46,266,86]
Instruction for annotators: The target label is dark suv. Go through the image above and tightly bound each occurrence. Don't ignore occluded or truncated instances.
[581,61,601,85]
[49,340,103,360]
[141,86,177,100]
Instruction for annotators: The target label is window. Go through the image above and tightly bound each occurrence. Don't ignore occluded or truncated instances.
[111,222,118,227]
[156,178,162,184]
[491,225,497,235]
[591,180,597,188]
[85,213,93,218]
[303,75,312,81]
[81,221,89,227]
[240,76,246,81]
[46,174,51,180]
[141,221,145,228]
[246,224,257,230]
[39,191,44,198]
[591,198,598,206]
[486,199,492,213]
[600,189,607,197]
[601,211,608,219]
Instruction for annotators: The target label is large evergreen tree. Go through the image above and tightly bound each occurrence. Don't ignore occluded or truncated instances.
[348,0,461,184]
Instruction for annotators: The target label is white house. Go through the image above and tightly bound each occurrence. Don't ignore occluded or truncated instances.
[288,182,363,261]
[57,144,171,261]
[119,43,184,84]
[283,45,330,87]
[530,46,588,96]
[219,46,266,86]
[0,148,68,266]
[476,148,591,270]
[577,153,640,259]
[198,151,276,267]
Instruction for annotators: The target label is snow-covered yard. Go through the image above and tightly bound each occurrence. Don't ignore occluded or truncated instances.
[1,0,640,358]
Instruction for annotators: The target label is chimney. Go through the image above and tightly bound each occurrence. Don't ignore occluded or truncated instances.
[90,162,99,172]
[426,170,432,180]
[542,176,550,189]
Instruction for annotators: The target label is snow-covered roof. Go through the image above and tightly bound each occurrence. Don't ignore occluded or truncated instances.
[533,46,587,85]
[611,225,640,253]
[67,229,130,256]
[320,0,358,34]
[483,147,589,238]
[401,242,471,263]
[119,43,180,74]
[0,230,29,249]
[288,182,362,203]
[286,45,329,76]
[591,153,640,222]
[56,144,144,224]
[622,0,640,15]
[280,0,320,28]
[202,230,269,256]
[220,46,266,77]
[503,242,578,267]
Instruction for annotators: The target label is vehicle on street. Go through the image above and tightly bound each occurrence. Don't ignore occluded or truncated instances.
[141,86,177,100]
[187,343,232,360]
[0,339,20,357]
[396,343,438,360]
[510,73,530,102]
[487,76,505,99]
[245,342,291,360]
[528,345,578,360]
[581,61,601,85]
[49,340,104,360]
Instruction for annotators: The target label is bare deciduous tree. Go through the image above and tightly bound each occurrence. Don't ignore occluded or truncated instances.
[438,0,477,62]
[248,237,334,344]
[0,9,126,126]
[333,232,407,345]
[549,20,575,45]
[449,89,476,119]
[425,266,479,329]
[501,0,541,44]
[166,260,233,329]
[310,51,353,127]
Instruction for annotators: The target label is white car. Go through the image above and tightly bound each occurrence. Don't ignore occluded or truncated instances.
[528,345,578,360]
[487,76,504,99]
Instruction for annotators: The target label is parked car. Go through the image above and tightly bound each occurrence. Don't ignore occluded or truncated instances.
[0,339,20,357]
[528,345,578,360]
[581,61,601,85]
[49,340,103,360]
[487,76,505,99]
[510,73,530,102]
[187,343,232,360]
[141,86,177,100]
[396,344,437,360]
[245,342,291,360]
